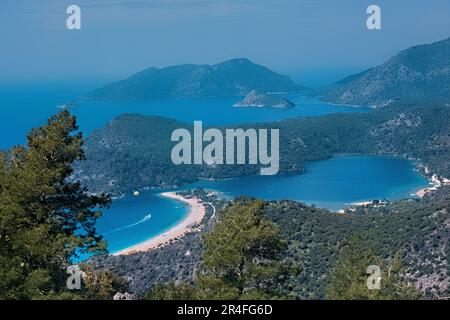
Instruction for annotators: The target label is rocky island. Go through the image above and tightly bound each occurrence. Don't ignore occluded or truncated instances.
[233,90,295,109]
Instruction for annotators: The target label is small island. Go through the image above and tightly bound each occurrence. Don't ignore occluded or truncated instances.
[233,90,295,109]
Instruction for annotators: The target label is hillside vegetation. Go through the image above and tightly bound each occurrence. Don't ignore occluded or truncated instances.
[92,188,449,299]
[321,38,450,107]
[75,103,450,196]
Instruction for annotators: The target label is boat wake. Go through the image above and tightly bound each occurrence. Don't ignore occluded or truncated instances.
[103,213,152,235]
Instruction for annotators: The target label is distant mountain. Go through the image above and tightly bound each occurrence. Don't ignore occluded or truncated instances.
[87,58,307,101]
[322,38,450,107]
[233,90,295,109]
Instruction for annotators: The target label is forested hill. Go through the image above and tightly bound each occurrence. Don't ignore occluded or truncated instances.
[74,103,450,196]
[321,37,450,107]
[91,187,449,299]
[87,58,306,101]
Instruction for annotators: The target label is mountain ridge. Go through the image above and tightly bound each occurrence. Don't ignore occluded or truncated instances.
[321,37,450,107]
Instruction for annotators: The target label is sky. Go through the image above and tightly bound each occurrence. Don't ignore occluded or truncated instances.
[1,0,450,86]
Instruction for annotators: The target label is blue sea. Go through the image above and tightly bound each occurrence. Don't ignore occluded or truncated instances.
[0,82,368,149]
[0,82,428,254]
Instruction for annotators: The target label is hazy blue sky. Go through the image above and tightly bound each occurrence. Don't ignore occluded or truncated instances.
[1,0,449,85]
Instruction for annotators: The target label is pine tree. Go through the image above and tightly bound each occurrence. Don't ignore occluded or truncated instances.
[146,199,289,300]
[325,237,421,300]
[200,200,288,299]
[0,111,111,299]
[80,264,129,300]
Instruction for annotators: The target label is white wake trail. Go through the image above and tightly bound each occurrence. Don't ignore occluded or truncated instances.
[103,213,152,235]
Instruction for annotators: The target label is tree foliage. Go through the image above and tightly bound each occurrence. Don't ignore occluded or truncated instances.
[325,237,422,300]
[0,111,111,299]
[146,200,289,300]
[79,264,129,300]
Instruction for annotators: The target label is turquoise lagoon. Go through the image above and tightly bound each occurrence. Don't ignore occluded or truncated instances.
[99,156,427,254]
[0,82,427,254]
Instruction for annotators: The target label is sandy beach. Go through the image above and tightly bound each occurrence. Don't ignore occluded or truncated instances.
[351,201,373,207]
[415,188,427,198]
[113,192,206,256]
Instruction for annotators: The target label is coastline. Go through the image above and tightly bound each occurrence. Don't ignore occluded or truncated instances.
[113,191,206,256]
[415,175,445,198]
[350,201,373,207]
[415,188,428,198]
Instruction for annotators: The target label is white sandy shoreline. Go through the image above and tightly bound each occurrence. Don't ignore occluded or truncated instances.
[113,191,206,256]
